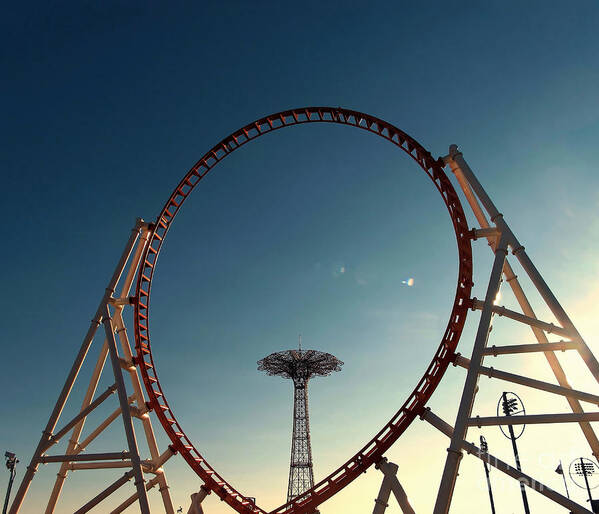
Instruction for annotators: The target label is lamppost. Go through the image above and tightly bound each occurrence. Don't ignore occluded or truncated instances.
[569,457,599,513]
[3,451,18,514]
[479,435,496,514]
[555,460,570,499]
[498,392,530,514]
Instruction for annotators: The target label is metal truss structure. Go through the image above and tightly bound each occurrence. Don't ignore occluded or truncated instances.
[430,145,599,514]
[258,347,343,502]
[372,459,415,514]
[8,107,599,514]
[9,219,176,514]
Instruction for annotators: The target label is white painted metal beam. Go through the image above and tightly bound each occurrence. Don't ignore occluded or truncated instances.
[434,232,509,514]
[469,412,599,426]
[10,219,147,514]
[470,299,572,338]
[455,355,599,405]
[482,340,580,356]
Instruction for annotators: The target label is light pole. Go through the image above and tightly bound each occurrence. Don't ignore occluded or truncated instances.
[555,460,570,499]
[479,435,496,514]
[498,392,530,514]
[3,451,18,514]
[569,457,599,513]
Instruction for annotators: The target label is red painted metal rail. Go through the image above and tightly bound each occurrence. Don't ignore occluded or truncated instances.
[134,107,473,514]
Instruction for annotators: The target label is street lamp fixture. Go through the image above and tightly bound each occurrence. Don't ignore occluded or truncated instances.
[3,451,18,514]
[497,392,530,514]
[569,457,599,513]
[479,435,496,514]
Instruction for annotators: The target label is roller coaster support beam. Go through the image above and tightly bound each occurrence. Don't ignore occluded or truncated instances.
[434,231,508,514]
[188,485,211,514]
[422,409,592,514]
[108,448,176,513]
[111,474,164,513]
[102,308,150,513]
[469,412,599,426]
[372,458,415,514]
[9,219,145,514]
[454,355,599,405]
[45,222,154,513]
[10,219,174,514]
[445,144,599,381]
[446,145,599,458]
[433,145,599,514]
[482,341,580,356]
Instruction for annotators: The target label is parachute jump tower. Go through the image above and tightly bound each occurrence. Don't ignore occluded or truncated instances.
[258,341,343,503]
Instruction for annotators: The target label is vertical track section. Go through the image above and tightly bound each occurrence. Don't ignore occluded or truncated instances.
[133,107,473,514]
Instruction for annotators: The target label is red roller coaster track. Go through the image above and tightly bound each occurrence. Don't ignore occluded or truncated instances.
[133,107,473,514]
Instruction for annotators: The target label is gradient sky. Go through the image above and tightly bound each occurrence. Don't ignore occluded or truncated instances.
[2,1,599,513]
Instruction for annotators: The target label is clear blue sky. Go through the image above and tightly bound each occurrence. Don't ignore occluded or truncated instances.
[2,1,599,513]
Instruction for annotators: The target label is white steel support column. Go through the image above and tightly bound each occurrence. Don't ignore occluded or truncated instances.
[373,458,415,514]
[108,224,174,512]
[11,219,176,514]
[187,486,211,514]
[372,473,393,514]
[9,220,145,514]
[45,222,155,513]
[446,146,599,460]
[433,232,508,514]
[446,145,599,380]
[112,306,175,513]
[103,308,150,513]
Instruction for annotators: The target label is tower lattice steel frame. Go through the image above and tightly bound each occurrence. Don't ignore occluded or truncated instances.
[258,346,343,503]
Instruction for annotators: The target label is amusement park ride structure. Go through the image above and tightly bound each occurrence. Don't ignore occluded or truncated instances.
[7,107,599,514]
[258,340,343,504]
